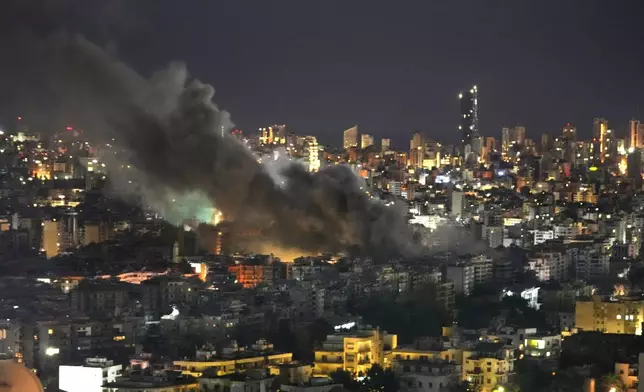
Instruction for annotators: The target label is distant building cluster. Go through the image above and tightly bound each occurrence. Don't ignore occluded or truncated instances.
[4,84,644,392]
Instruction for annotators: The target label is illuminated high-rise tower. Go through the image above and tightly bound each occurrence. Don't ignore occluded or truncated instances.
[361,134,374,149]
[458,85,479,158]
[343,125,359,149]
[593,118,610,162]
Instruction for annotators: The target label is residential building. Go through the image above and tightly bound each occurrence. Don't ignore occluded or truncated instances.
[343,126,358,149]
[576,295,644,335]
[523,334,561,359]
[462,343,515,392]
[59,357,122,392]
[174,340,292,378]
[314,328,397,376]
[394,359,461,392]
[199,368,274,392]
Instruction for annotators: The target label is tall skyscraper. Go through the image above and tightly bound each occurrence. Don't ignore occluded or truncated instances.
[593,118,609,162]
[258,124,286,145]
[343,126,359,149]
[381,138,391,152]
[629,120,644,149]
[458,85,479,157]
[361,134,374,149]
[562,123,576,141]
[628,149,643,190]
[501,127,511,156]
[541,133,552,153]
[409,132,425,168]
[630,120,639,149]
[514,126,526,145]
[304,136,320,172]
[483,137,496,162]
[501,126,525,156]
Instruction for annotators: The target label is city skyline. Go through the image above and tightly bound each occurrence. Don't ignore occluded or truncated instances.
[2,1,644,147]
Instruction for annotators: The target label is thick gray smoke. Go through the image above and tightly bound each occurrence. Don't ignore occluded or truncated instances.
[8,32,423,259]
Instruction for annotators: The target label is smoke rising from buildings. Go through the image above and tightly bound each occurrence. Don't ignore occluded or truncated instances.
[6,32,424,259]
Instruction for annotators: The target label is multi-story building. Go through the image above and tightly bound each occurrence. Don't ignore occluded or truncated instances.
[303,136,320,173]
[526,251,569,282]
[313,328,397,376]
[343,126,359,149]
[59,357,122,392]
[462,342,515,392]
[446,262,474,296]
[575,295,644,335]
[174,340,292,378]
[228,264,265,288]
[394,359,462,392]
[523,334,561,359]
[70,280,133,317]
[447,256,493,296]
[361,134,374,149]
[140,276,199,315]
[41,219,61,258]
[563,123,576,141]
[381,138,391,152]
[409,132,425,168]
[614,355,642,392]
[199,368,274,392]
[458,86,478,159]
[389,338,462,365]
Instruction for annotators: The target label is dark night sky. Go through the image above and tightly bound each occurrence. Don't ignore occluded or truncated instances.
[8,0,644,148]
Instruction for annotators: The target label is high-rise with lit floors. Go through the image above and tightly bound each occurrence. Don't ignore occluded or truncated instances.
[409,132,425,168]
[381,138,391,152]
[361,134,374,149]
[259,124,286,145]
[630,119,644,149]
[304,136,320,172]
[41,219,61,258]
[458,85,479,158]
[343,126,359,149]
[593,118,609,162]
[563,123,576,141]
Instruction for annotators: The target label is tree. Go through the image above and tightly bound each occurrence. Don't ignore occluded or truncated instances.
[353,284,450,344]
[447,381,470,392]
[329,369,361,391]
[599,373,625,392]
[358,364,399,392]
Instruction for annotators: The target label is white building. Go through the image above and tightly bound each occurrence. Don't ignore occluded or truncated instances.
[502,287,540,310]
[451,191,464,217]
[527,251,569,282]
[409,214,446,231]
[553,224,575,240]
[59,357,122,392]
[531,229,554,245]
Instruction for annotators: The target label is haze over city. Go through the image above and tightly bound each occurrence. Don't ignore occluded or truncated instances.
[1,2,644,392]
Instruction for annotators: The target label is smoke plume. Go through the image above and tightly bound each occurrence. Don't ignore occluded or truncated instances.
[5,32,424,259]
